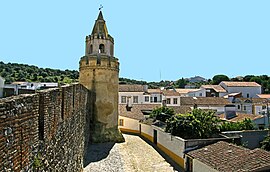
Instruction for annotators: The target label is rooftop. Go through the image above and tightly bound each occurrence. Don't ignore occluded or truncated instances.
[162,90,180,96]
[218,113,264,122]
[118,104,161,120]
[187,141,270,172]
[175,88,201,94]
[180,97,231,106]
[257,94,270,99]
[220,81,261,87]
[200,85,227,93]
[119,84,145,92]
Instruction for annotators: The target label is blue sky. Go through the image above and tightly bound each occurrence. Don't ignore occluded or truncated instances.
[0,1,269,82]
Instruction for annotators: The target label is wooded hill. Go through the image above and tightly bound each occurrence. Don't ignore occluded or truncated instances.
[0,61,270,93]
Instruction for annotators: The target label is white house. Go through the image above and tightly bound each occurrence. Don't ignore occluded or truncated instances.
[233,98,269,115]
[186,141,270,172]
[219,81,261,98]
[119,85,150,106]
[200,85,227,97]
[0,76,5,98]
[180,97,231,113]
[162,90,181,106]
[147,88,163,104]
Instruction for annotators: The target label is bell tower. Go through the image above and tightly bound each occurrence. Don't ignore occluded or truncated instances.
[79,11,124,143]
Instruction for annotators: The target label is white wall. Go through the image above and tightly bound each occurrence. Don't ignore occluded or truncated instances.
[0,77,4,98]
[219,83,261,98]
[150,93,162,103]
[119,92,145,104]
[164,96,180,106]
[188,89,206,97]
[193,159,218,172]
[118,116,140,132]
[155,127,185,158]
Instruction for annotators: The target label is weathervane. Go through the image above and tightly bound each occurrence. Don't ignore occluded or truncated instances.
[99,4,103,11]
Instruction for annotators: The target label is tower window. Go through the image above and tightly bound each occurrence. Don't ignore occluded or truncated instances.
[99,44,105,53]
[110,45,114,56]
[89,44,93,54]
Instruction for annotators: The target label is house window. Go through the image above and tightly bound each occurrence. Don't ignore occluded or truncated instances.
[262,105,266,109]
[247,93,250,98]
[145,96,149,102]
[244,106,246,111]
[199,93,202,97]
[121,96,126,103]
[238,105,240,109]
[173,98,178,104]
[119,119,124,126]
[154,97,157,102]
[133,96,138,103]
[166,98,171,104]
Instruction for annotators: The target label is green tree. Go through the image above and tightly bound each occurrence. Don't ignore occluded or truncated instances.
[150,106,175,122]
[165,109,220,139]
[212,74,229,85]
[219,118,255,132]
[175,78,187,88]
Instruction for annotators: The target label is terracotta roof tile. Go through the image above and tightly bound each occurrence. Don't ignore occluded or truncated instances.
[147,89,162,94]
[119,84,145,92]
[162,90,180,96]
[201,85,227,93]
[218,113,264,122]
[220,81,261,87]
[170,106,192,114]
[118,104,161,120]
[175,89,201,94]
[180,97,231,106]
[257,94,270,99]
[187,141,270,172]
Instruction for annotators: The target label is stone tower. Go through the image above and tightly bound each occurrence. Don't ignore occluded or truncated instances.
[79,11,124,142]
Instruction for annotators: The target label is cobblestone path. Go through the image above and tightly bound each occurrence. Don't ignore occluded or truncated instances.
[84,134,179,172]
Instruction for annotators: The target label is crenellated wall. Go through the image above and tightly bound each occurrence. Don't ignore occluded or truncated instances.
[0,83,91,171]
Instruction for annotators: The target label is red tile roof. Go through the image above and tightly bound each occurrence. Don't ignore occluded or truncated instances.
[257,94,270,99]
[220,81,261,87]
[119,84,145,92]
[118,104,161,120]
[201,85,227,93]
[187,141,270,172]
[180,97,231,106]
[162,90,180,96]
[218,113,264,122]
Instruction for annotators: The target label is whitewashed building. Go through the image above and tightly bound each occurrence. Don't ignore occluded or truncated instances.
[219,81,261,98]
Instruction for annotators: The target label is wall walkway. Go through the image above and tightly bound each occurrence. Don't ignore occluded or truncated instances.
[84,134,180,172]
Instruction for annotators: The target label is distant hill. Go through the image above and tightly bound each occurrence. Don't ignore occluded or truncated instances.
[1,61,269,93]
[0,61,79,84]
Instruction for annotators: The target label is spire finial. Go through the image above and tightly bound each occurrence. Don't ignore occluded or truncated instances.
[99,4,103,11]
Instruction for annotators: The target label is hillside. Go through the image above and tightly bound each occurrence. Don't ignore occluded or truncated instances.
[1,61,270,93]
[0,61,79,84]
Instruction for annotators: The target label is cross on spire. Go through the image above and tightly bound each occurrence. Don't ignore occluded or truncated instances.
[99,4,103,11]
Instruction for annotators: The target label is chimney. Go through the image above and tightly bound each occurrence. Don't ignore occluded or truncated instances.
[224,105,236,119]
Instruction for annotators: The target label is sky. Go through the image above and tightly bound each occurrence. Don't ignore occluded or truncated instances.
[0,1,269,82]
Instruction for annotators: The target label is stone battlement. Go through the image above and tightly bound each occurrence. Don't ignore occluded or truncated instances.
[79,55,119,71]
[0,83,91,171]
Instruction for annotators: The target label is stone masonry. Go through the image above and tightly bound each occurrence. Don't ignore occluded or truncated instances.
[0,83,90,171]
[79,11,124,143]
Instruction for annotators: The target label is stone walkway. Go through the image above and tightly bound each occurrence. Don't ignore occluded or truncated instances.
[84,134,180,172]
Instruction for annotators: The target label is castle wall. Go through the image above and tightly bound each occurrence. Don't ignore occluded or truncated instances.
[0,83,90,171]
